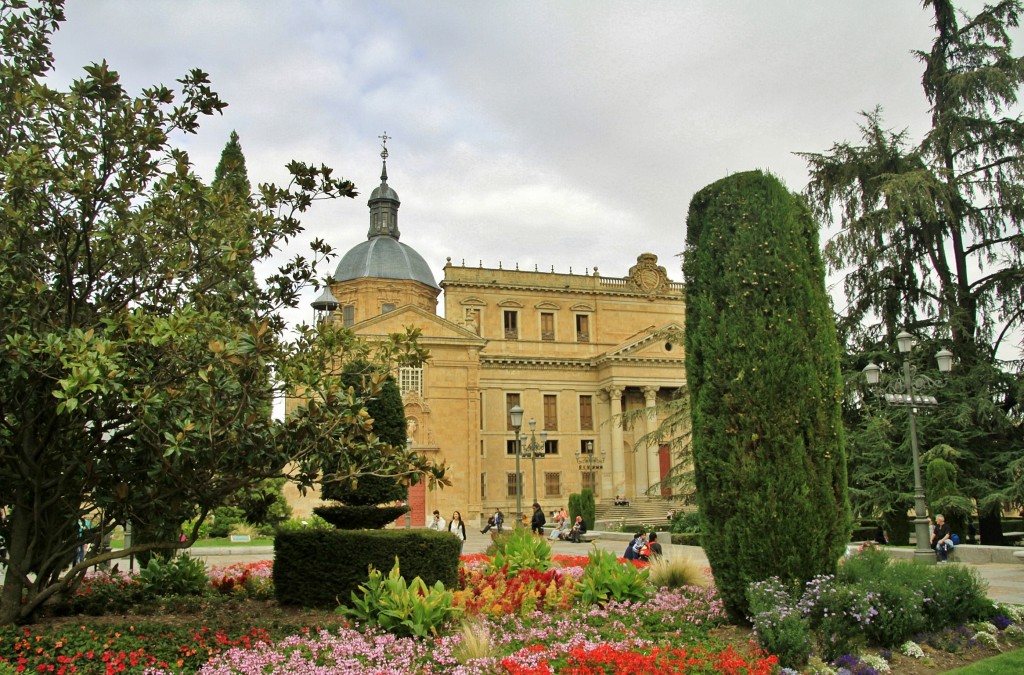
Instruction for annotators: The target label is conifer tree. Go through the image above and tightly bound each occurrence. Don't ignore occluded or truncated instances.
[684,170,850,621]
[801,0,1024,543]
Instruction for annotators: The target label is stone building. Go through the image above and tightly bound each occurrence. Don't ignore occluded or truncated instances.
[291,150,686,526]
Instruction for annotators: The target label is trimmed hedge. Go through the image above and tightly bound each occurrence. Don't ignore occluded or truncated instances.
[313,504,409,530]
[273,528,460,608]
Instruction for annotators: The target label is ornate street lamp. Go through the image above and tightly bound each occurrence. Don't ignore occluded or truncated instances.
[509,404,524,525]
[574,440,605,496]
[863,331,953,562]
[520,418,548,506]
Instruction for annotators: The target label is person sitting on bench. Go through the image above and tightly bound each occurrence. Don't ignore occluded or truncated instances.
[563,515,587,543]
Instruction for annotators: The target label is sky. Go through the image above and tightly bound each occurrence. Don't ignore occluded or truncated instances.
[45,1,1014,332]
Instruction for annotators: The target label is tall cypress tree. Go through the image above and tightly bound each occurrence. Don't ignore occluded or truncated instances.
[213,130,251,199]
[684,170,851,621]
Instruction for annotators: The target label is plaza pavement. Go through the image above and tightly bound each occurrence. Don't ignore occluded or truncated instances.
[175,527,1024,606]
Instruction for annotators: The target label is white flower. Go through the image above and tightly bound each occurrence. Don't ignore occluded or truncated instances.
[860,654,891,672]
[973,621,997,634]
[900,640,925,658]
[975,631,999,649]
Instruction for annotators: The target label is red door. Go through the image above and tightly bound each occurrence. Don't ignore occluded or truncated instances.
[658,444,672,496]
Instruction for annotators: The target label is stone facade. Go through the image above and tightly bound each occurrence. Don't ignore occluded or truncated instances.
[285,153,686,527]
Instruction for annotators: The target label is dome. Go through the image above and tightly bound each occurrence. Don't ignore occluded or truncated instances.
[370,183,400,202]
[333,236,439,289]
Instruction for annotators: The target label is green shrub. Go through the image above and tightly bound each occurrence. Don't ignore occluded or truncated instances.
[837,543,891,584]
[859,577,926,647]
[577,549,649,605]
[313,504,408,530]
[684,170,851,620]
[138,554,209,597]
[208,506,245,539]
[920,564,994,631]
[339,557,461,637]
[488,527,552,577]
[579,489,596,529]
[275,514,333,533]
[797,576,867,661]
[274,528,460,608]
[746,577,812,670]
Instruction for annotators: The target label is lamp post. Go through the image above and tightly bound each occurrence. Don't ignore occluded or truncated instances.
[520,418,548,506]
[863,330,954,562]
[509,404,524,525]
[574,440,605,496]
[405,437,414,529]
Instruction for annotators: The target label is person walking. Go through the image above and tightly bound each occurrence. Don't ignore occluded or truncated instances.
[530,503,546,536]
[448,511,467,552]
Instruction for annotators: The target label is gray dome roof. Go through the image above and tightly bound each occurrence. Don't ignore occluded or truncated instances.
[370,183,400,202]
[333,236,439,288]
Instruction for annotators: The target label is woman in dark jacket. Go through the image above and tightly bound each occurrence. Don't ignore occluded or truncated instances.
[530,502,546,535]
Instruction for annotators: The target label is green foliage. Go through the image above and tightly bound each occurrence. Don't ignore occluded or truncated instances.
[313,504,409,530]
[926,456,972,537]
[273,528,459,608]
[670,510,702,535]
[207,506,246,539]
[137,554,209,597]
[212,130,251,199]
[567,493,582,524]
[322,364,409,505]
[0,2,445,625]
[274,514,333,533]
[579,489,596,530]
[747,578,812,670]
[339,557,461,637]
[801,0,1024,543]
[684,170,851,620]
[488,526,552,577]
[577,548,650,606]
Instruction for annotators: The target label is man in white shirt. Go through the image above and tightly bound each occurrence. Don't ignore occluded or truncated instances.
[428,510,446,531]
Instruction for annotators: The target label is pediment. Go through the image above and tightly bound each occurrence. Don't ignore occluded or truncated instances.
[599,322,684,360]
[353,305,486,342]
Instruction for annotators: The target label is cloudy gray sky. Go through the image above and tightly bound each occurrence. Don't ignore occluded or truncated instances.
[47,1,1006,330]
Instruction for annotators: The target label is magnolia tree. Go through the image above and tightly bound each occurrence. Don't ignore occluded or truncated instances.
[0,1,445,625]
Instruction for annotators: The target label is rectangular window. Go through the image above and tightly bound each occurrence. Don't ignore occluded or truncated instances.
[504,310,518,340]
[576,314,590,342]
[481,472,487,499]
[544,472,561,498]
[580,439,595,455]
[506,393,520,430]
[579,395,593,430]
[506,472,520,498]
[343,305,355,327]
[544,439,559,455]
[398,367,423,396]
[543,395,557,431]
[506,439,518,455]
[540,312,555,341]
[581,471,599,497]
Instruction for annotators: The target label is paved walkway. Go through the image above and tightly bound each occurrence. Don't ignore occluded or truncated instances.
[176,528,1024,606]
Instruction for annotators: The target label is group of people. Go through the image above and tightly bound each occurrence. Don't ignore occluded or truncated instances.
[480,508,505,534]
[428,509,468,551]
[546,505,588,543]
[622,530,663,562]
[613,495,630,506]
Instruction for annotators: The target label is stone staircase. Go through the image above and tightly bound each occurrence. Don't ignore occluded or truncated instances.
[595,495,689,528]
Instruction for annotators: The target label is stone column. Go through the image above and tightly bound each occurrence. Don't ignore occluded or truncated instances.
[597,389,613,499]
[606,386,625,497]
[644,386,660,492]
